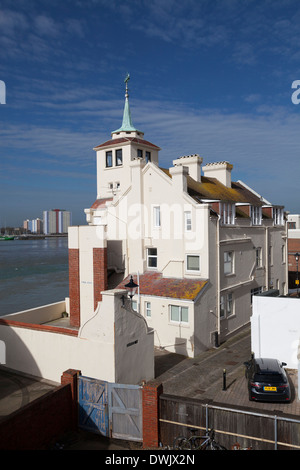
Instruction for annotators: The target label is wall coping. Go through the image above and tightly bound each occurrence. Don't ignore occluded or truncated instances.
[0,318,78,337]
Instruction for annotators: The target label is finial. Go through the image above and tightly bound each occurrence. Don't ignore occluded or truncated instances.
[124,73,130,97]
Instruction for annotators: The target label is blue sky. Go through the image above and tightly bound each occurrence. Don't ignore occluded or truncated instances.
[1,0,300,227]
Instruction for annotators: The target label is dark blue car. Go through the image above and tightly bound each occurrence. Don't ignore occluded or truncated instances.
[244,358,291,403]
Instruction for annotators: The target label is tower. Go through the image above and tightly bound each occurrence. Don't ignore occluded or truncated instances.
[93,75,161,201]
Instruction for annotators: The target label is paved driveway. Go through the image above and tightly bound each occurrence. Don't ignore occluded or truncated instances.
[154,327,300,416]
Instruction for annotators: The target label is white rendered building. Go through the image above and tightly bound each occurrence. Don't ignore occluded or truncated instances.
[80,77,288,358]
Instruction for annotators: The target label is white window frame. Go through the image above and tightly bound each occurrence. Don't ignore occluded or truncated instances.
[153,206,161,228]
[224,251,234,275]
[220,202,235,225]
[169,305,189,324]
[273,207,284,226]
[220,293,234,319]
[145,301,151,318]
[147,247,157,269]
[184,211,192,232]
[255,247,262,268]
[186,254,200,273]
[251,206,262,225]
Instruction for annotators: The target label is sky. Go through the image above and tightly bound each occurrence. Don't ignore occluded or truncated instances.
[1,0,300,227]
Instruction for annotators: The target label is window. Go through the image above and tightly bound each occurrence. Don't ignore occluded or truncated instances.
[147,248,157,268]
[186,254,200,272]
[255,247,262,267]
[145,301,151,318]
[131,300,138,312]
[251,286,263,303]
[153,206,161,228]
[137,149,143,158]
[146,151,151,163]
[220,202,235,225]
[106,151,112,167]
[220,293,233,318]
[170,305,189,323]
[274,207,284,225]
[116,149,123,166]
[251,206,262,225]
[224,251,234,275]
[184,211,192,231]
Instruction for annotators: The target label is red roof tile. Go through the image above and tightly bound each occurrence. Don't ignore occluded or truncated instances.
[93,137,160,150]
[90,198,113,209]
[117,272,207,301]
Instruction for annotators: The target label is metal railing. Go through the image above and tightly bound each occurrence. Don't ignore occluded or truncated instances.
[160,402,300,450]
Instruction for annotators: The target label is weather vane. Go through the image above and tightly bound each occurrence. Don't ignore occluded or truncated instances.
[124,73,130,97]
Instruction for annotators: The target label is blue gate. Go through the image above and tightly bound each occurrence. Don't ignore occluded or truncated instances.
[78,376,109,436]
[78,375,143,441]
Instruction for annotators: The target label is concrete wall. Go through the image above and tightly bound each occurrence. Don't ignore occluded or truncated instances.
[251,295,300,369]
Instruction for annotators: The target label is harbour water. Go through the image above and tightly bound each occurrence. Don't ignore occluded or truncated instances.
[0,237,69,316]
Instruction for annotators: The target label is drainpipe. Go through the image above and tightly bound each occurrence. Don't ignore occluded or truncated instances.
[216,214,221,339]
[265,226,269,290]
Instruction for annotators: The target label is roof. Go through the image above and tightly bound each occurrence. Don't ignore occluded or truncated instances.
[93,136,160,151]
[117,272,207,301]
[254,358,283,374]
[90,198,113,209]
[161,168,266,206]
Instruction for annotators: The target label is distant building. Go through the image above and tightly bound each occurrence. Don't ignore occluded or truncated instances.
[23,218,43,234]
[43,209,72,234]
[287,214,300,290]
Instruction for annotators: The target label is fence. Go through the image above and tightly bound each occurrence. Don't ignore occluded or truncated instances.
[159,394,300,450]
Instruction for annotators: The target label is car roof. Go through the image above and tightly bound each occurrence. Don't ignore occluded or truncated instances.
[254,358,282,373]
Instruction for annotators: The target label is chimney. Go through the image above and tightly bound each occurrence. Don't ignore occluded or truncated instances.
[169,165,189,192]
[172,154,203,182]
[202,161,233,187]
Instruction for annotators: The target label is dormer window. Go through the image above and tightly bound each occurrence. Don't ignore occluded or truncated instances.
[251,206,262,225]
[116,149,123,166]
[220,202,235,225]
[273,207,284,225]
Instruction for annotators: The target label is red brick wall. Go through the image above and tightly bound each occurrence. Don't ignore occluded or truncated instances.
[0,369,80,450]
[93,247,107,310]
[288,239,300,271]
[69,248,80,327]
[142,381,163,449]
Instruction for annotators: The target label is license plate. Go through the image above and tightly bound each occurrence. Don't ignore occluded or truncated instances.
[264,386,277,391]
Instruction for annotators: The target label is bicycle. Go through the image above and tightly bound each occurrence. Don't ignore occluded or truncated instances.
[173,428,226,450]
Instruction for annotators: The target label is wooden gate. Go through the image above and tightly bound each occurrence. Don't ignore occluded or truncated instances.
[78,376,109,436]
[108,383,142,441]
[78,376,142,441]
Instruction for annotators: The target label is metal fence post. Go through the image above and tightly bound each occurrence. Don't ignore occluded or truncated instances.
[274,415,278,450]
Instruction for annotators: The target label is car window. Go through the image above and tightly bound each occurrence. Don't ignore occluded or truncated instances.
[253,373,286,383]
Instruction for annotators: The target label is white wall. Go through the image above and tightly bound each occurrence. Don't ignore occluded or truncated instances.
[251,295,300,369]
[1,301,66,324]
[0,290,154,384]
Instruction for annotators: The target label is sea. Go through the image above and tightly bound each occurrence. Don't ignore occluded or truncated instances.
[0,237,69,316]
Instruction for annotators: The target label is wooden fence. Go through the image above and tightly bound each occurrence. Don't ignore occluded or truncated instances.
[159,394,300,450]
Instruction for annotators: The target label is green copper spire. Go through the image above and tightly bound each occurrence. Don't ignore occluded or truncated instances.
[112,74,141,134]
